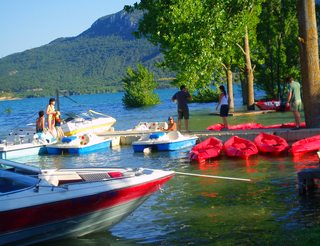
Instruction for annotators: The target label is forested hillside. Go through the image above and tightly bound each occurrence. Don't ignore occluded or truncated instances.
[0,10,172,98]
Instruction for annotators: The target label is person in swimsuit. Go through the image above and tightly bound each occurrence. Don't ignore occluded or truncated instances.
[166,116,177,131]
[46,98,56,134]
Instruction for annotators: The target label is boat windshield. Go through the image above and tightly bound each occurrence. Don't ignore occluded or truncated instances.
[0,169,39,194]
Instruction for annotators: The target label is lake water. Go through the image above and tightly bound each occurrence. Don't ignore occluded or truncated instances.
[0,89,319,245]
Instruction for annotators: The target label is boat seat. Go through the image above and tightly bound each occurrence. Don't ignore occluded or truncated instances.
[79,172,110,182]
[42,171,83,186]
[167,131,181,140]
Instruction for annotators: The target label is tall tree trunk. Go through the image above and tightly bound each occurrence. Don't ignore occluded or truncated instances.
[244,26,255,110]
[240,69,248,105]
[297,0,320,128]
[226,68,234,112]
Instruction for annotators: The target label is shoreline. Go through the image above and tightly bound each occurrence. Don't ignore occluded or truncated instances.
[0,97,21,101]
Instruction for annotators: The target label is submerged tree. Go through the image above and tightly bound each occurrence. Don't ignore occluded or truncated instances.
[122,64,160,107]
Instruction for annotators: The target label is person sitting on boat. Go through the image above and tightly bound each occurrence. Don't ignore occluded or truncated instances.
[166,116,177,131]
[35,110,45,133]
[46,98,56,133]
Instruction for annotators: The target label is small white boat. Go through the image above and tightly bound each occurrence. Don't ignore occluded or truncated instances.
[61,110,116,136]
[46,133,112,155]
[132,131,198,152]
[0,129,56,160]
[0,159,174,245]
[129,122,168,131]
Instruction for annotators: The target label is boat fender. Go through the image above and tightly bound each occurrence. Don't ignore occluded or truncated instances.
[149,132,165,139]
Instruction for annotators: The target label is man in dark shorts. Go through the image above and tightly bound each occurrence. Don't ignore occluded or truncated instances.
[172,85,192,131]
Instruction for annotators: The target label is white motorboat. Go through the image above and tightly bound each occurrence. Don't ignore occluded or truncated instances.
[0,159,174,245]
[128,122,168,131]
[61,110,116,136]
[0,127,56,159]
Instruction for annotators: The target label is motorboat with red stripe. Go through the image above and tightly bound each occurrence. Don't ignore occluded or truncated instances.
[0,159,174,245]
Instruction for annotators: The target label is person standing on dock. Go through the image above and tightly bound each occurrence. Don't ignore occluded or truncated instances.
[286,76,302,130]
[216,85,230,130]
[172,85,192,131]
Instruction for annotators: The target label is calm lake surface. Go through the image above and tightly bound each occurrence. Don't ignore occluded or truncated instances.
[1,89,319,245]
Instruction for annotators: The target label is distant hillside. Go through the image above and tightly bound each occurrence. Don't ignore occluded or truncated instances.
[0,10,173,98]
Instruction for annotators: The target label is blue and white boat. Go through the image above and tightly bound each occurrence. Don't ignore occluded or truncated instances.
[132,131,198,152]
[46,133,112,155]
[0,129,56,160]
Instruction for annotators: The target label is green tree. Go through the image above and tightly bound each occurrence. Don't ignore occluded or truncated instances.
[255,0,300,99]
[127,0,264,111]
[122,64,160,107]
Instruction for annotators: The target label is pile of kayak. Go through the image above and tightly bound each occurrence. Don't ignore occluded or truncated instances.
[189,132,320,163]
[207,122,306,131]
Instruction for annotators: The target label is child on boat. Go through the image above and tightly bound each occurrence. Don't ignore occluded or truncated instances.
[35,110,45,133]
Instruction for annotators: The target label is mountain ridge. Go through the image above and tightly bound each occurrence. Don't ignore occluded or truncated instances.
[0,10,171,98]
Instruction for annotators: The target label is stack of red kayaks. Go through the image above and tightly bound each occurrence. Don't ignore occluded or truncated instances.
[206,124,224,131]
[228,123,263,130]
[254,132,289,154]
[189,137,223,163]
[207,123,263,131]
[223,136,258,159]
[207,122,306,130]
[291,134,320,156]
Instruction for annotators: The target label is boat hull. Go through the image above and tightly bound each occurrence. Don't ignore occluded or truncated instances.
[1,194,151,245]
[47,139,111,155]
[0,144,46,160]
[133,138,197,152]
[62,117,116,136]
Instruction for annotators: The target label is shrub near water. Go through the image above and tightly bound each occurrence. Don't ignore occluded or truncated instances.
[122,64,160,107]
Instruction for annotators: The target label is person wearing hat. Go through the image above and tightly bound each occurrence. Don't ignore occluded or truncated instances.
[166,116,177,131]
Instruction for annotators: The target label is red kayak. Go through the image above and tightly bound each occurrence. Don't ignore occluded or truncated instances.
[254,132,289,154]
[291,134,320,156]
[223,136,258,159]
[189,137,223,163]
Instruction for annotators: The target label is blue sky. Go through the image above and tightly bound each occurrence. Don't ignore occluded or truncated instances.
[0,0,138,58]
